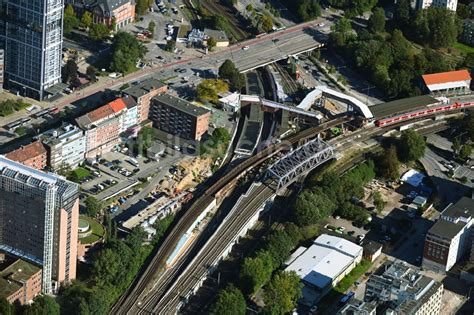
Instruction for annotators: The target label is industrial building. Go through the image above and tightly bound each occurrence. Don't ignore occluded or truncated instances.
[41,123,87,171]
[285,234,363,298]
[423,197,474,272]
[365,261,443,315]
[0,156,79,294]
[0,0,64,100]
[150,94,211,141]
[421,70,471,95]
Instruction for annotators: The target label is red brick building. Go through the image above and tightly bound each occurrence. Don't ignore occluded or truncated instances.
[0,259,42,305]
[5,141,48,170]
[150,94,211,141]
[76,99,126,158]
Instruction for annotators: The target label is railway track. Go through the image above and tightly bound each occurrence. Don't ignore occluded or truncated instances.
[111,117,350,314]
[201,0,249,41]
[149,184,275,313]
[274,63,299,94]
[147,118,454,314]
[182,0,200,26]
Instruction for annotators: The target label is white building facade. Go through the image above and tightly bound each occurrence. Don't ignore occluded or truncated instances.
[417,0,458,11]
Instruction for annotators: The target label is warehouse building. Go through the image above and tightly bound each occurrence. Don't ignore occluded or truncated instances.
[285,234,363,301]
[421,70,471,95]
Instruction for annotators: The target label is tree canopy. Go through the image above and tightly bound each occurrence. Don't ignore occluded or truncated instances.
[196,79,229,103]
[280,0,321,22]
[84,196,103,217]
[110,32,147,73]
[377,146,400,180]
[218,60,245,91]
[209,285,246,315]
[368,7,386,33]
[64,5,79,36]
[263,271,303,315]
[399,129,426,162]
[24,295,60,315]
[293,188,336,226]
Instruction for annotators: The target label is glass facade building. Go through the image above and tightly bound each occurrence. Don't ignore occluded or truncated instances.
[0,0,63,100]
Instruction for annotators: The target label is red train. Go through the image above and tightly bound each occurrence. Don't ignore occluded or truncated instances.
[375,101,474,127]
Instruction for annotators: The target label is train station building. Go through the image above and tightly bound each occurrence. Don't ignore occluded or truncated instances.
[421,70,472,95]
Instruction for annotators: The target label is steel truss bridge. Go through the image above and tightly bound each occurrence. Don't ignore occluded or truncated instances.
[267,137,335,190]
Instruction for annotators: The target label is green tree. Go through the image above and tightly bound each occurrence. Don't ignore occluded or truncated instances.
[164,39,176,52]
[457,3,471,19]
[240,250,274,295]
[452,137,461,156]
[136,0,152,16]
[81,11,93,29]
[263,271,303,315]
[84,196,103,217]
[196,79,229,103]
[0,297,12,315]
[210,285,246,315]
[368,7,386,33]
[136,126,156,152]
[378,146,400,180]
[111,32,147,73]
[148,21,156,36]
[459,144,472,161]
[293,188,336,226]
[260,15,274,32]
[62,59,78,84]
[86,65,98,81]
[399,129,426,162]
[246,4,253,12]
[24,295,60,315]
[207,37,217,50]
[373,191,386,213]
[394,0,411,26]
[89,23,109,41]
[219,59,238,79]
[64,4,79,36]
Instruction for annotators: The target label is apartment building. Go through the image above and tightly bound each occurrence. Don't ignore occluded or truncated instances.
[423,197,474,272]
[150,94,211,141]
[121,95,138,132]
[417,0,457,11]
[76,99,126,158]
[0,258,42,305]
[40,123,86,171]
[365,261,443,315]
[0,0,64,100]
[122,78,168,123]
[0,156,79,293]
[5,141,48,170]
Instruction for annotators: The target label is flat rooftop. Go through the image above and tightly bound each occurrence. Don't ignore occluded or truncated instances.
[0,259,41,299]
[370,95,439,119]
[443,196,474,219]
[428,218,465,239]
[123,78,167,98]
[153,94,210,117]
